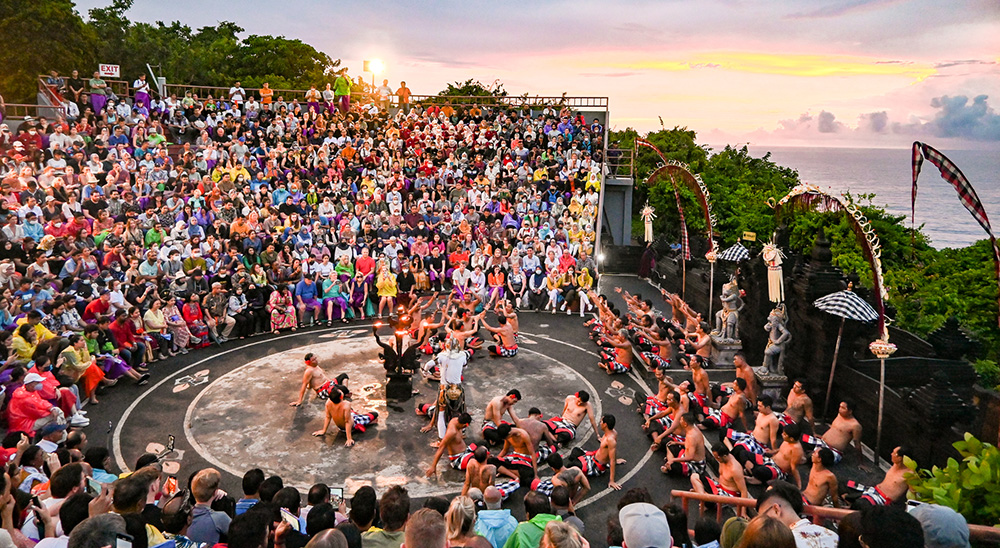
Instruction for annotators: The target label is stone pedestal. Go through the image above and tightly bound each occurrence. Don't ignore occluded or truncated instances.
[755,369,788,408]
[710,336,742,367]
[385,374,414,401]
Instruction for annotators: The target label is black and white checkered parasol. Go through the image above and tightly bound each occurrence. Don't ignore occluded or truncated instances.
[717,242,750,262]
[813,290,878,322]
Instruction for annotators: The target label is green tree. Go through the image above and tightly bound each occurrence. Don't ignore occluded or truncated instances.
[0,0,97,103]
[609,127,711,241]
[438,79,507,97]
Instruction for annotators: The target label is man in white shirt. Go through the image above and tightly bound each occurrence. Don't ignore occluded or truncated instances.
[133,74,151,110]
[756,481,838,548]
[48,126,73,151]
[62,100,80,123]
[229,81,246,106]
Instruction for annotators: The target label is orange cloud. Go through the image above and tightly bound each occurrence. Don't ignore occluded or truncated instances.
[604,51,937,80]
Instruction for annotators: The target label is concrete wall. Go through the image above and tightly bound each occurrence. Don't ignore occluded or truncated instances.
[601,177,633,246]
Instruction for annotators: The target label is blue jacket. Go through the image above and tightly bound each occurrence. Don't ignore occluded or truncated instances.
[474,509,518,548]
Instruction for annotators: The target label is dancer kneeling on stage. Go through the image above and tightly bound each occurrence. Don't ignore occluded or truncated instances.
[488,423,537,482]
[462,446,521,501]
[598,329,633,374]
[691,444,751,516]
[544,391,599,446]
[482,390,522,446]
[311,389,378,447]
[482,314,518,357]
[662,413,706,479]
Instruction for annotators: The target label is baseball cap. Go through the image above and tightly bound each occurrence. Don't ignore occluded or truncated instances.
[39,422,67,436]
[24,373,46,384]
[619,503,671,548]
[909,503,970,548]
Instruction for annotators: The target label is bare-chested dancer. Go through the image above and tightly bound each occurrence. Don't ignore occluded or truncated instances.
[662,413,706,482]
[568,414,625,490]
[782,378,815,429]
[687,322,713,361]
[482,314,518,357]
[701,378,748,431]
[426,413,476,476]
[852,445,912,507]
[463,446,521,501]
[496,300,519,336]
[491,423,538,480]
[522,407,559,462]
[685,355,711,409]
[641,368,676,420]
[803,448,841,507]
[544,391,600,446]
[290,353,329,407]
[635,322,676,370]
[447,310,483,351]
[734,423,804,488]
[482,390,522,446]
[711,352,757,406]
[290,353,352,407]
[802,400,864,466]
[692,444,750,516]
[599,329,633,375]
[311,390,378,447]
[532,453,591,505]
[725,395,780,456]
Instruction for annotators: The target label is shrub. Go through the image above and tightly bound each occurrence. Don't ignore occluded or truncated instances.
[905,433,1000,526]
[973,359,1000,391]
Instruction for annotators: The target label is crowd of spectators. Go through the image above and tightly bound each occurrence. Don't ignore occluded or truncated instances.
[0,70,607,434]
[0,452,967,548]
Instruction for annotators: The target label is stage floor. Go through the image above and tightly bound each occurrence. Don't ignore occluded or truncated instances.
[92,298,683,547]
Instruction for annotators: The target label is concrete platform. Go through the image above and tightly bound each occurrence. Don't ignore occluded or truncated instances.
[184,331,602,498]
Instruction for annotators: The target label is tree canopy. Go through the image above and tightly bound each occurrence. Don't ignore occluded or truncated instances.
[0,0,340,103]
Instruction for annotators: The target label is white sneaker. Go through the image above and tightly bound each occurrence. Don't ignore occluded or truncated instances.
[70,414,90,427]
[76,410,88,416]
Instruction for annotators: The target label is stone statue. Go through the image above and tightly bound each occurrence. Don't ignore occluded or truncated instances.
[760,304,791,375]
[712,278,743,341]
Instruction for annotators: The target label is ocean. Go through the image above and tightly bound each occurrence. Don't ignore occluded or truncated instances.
[736,145,1000,249]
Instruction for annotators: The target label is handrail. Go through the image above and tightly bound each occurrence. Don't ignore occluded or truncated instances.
[408,95,609,109]
[1,103,66,120]
[669,490,1000,543]
[36,75,609,111]
[36,77,66,107]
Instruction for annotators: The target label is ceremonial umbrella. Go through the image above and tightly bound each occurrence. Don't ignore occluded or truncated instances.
[813,286,878,419]
[717,242,750,262]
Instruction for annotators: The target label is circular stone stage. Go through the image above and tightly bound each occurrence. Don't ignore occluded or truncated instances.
[182,329,602,497]
[102,302,705,547]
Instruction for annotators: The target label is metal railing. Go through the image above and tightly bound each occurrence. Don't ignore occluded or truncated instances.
[407,95,608,110]
[1,103,66,120]
[670,490,1000,543]
[605,147,634,179]
[38,76,609,113]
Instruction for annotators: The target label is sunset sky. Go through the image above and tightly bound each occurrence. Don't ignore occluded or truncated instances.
[73,0,1000,148]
